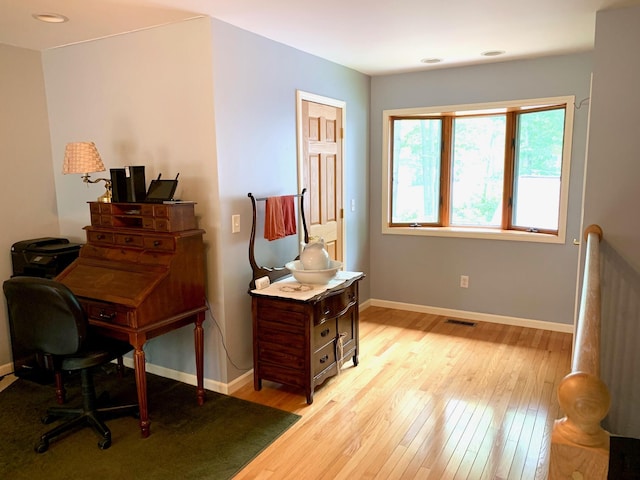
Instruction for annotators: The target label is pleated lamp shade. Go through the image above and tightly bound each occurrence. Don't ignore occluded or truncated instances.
[63,142,106,174]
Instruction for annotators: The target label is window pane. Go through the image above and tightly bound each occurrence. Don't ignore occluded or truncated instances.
[391,118,441,223]
[513,109,565,230]
[451,116,506,226]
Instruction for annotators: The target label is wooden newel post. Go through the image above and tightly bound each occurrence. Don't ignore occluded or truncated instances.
[555,372,610,448]
[549,224,610,479]
[549,371,611,479]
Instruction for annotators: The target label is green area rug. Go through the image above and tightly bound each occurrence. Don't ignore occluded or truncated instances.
[0,368,299,480]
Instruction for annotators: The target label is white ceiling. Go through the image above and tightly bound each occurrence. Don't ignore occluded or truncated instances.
[1,0,639,75]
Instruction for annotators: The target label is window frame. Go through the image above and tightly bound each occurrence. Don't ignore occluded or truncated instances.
[381,96,574,244]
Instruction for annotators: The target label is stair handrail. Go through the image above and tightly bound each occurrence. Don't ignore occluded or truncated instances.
[549,224,611,479]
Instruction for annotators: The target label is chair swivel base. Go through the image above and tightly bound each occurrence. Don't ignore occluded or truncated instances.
[36,402,138,453]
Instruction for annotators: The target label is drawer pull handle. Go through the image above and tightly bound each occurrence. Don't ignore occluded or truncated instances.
[153,240,161,247]
[321,328,330,337]
[98,310,116,321]
[324,309,331,316]
[124,237,133,243]
[97,234,105,240]
[319,355,329,364]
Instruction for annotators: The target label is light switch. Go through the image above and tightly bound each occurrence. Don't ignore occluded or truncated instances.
[232,214,240,233]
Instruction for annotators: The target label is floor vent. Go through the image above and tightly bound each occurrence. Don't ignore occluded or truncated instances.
[445,319,477,327]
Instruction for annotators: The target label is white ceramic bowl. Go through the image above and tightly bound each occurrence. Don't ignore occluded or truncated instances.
[285,260,343,285]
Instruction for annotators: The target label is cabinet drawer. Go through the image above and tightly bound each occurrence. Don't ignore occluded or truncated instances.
[313,321,335,349]
[143,236,175,251]
[139,251,173,266]
[90,213,102,226]
[100,215,114,227]
[154,218,170,232]
[140,204,155,216]
[106,247,141,263]
[258,341,305,368]
[313,342,336,376]
[316,287,357,323]
[87,230,114,245]
[153,205,169,217]
[115,233,144,248]
[258,324,304,344]
[84,302,131,327]
[259,363,305,388]
[80,244,140,263]
[337,310,355,347]
[99,203,113,214]
[256,301,307,328]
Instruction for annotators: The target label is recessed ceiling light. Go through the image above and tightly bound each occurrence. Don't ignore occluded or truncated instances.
[32,13,69,23]
[420,58,442,64]
[481,50,505,57]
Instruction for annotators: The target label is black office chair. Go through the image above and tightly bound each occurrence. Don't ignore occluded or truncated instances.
[3,276,138,453]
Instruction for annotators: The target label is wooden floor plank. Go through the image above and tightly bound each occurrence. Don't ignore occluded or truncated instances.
[232,306,572,480]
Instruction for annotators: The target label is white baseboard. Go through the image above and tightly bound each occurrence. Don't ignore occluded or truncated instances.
[119,357,232,394]
[359,298,372,310]
[119,357,256,395]
[369,298,574,334]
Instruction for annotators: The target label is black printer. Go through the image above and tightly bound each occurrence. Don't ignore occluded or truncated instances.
[11,237,82,279]
[9,237,82,383]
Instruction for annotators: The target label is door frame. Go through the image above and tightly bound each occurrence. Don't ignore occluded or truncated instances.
[295,90,347,266]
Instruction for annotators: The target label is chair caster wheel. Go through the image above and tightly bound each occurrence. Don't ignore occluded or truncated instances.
[98,438,111,450]
[35,440,49,453]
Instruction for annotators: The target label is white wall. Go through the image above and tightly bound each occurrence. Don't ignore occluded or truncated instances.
[42,17,224,382]
[38,16,370,387]
[0,45,60,372]
[370,53,593,326]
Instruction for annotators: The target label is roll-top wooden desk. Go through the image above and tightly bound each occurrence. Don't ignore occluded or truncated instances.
[56,201,207,437]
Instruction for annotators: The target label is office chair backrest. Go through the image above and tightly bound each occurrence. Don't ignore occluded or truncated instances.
[3,277,87,356]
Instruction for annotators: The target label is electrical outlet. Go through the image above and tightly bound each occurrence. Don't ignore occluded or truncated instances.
[232,214,240,233]
[460,275,469,288]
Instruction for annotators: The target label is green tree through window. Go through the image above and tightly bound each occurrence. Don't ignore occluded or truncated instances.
[388,100,568,235]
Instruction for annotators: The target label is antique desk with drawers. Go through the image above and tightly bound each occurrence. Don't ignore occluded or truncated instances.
[56,201,207,437]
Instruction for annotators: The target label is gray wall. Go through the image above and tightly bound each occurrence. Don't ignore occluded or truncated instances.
[0,45,60,372]
[585,5,640,438]
[210,18,371,380]
[4,6,638,394]
[369,53,593,326]
[584,6,640,271]
[18,17,370,388]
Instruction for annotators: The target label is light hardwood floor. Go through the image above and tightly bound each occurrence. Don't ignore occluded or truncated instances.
[232,306,572,480]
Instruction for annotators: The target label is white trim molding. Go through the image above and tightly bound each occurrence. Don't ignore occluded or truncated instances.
[369,298,574,333]
[120,357,234,395]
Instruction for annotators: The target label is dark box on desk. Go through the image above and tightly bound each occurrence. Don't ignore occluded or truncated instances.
[110,168,127,202]
[110,166,146,202]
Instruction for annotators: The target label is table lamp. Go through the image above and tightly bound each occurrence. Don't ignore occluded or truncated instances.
[63,142,112,203]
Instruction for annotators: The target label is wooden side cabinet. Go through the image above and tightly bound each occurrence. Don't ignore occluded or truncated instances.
[250,273,364,404]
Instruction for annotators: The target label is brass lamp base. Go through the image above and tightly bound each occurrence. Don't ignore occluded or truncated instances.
[97,187,112,203]
[82,175,112,203]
